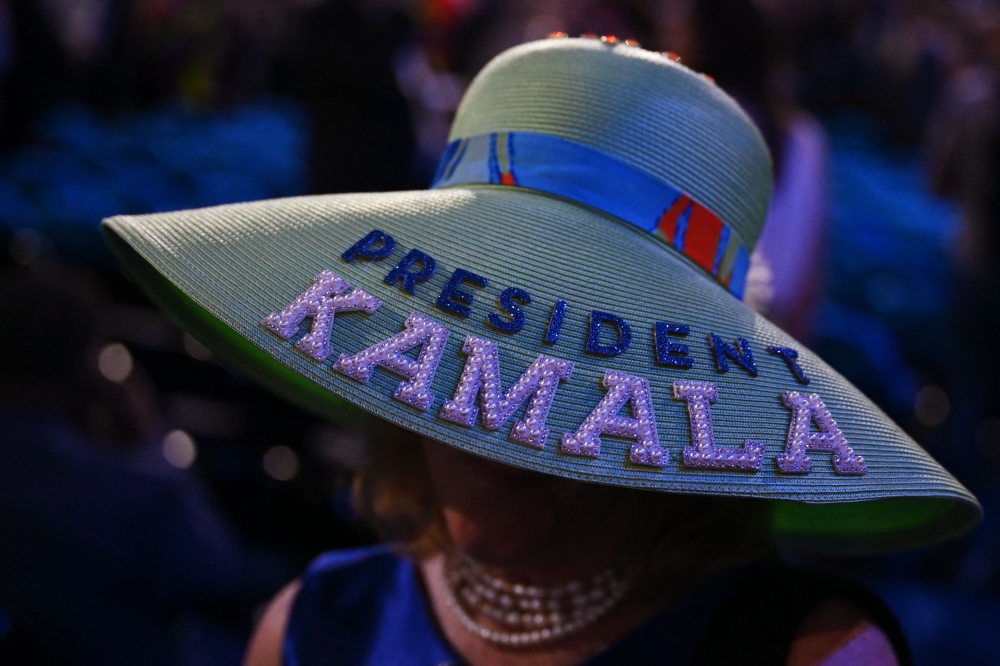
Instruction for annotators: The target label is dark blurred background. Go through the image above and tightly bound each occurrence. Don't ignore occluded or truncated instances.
[0,0,998,664]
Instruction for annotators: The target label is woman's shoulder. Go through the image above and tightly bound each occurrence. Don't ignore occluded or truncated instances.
[245,580,301,666]
[788,597,901,666]
[568,559,907,666]
[691,560,910,666]
[244,544,456,666]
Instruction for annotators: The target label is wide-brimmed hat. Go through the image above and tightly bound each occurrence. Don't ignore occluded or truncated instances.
[103,36,979,553]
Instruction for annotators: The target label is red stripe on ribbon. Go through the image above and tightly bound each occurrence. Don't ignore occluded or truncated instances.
[657,195,691,242]
[684,203,724,273]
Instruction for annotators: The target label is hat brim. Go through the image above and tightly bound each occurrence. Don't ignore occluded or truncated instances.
[103,185,980,553]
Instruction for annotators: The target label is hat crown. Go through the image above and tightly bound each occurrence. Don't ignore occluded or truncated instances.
[449,38,773,250]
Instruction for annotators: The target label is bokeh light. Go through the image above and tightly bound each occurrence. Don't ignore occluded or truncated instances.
[97,342,133,383]
[914,386,950,428]
[162,429,197,469]
[262,445,299,481]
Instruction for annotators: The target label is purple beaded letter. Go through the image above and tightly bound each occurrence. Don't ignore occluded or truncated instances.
[333,312,450,411]
[262,270,382,361]
[561,370,667,467]
[673,381,764,471]
[776,391,867,475]
[439,335,574,447]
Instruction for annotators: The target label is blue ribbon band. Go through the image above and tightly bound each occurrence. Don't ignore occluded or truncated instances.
[432,131,750,299]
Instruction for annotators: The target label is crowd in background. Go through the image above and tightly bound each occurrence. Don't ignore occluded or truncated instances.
[1,0,999,664]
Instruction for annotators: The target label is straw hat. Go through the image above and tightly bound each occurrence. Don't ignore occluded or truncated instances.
[103,36,979,553]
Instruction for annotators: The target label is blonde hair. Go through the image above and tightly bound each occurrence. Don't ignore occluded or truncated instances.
[353,421,775,598]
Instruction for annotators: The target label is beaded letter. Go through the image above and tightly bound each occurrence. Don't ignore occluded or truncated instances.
[262,270,382,362]
[654,323,694,368]
[341,229,396,262]
[586,311,632,356]
[708,333,758,377]
[487,287,531,334]
[544,299,568,345]
[776,391,867,475]
[436,268,488,317]
[673,381,764,471]
[333,312,450,411]
[439,335,574,447]
[767,346,810,385]
[384,249,437,294]
[561,370,667,467]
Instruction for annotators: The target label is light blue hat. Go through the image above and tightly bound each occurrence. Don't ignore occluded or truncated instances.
[103,36,980,553]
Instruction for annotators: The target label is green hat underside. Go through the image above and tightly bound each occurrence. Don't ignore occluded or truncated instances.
[103,185,980,553]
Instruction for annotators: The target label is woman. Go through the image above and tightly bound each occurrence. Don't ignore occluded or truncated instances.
[102,35,979,665]
[246,430,909,665]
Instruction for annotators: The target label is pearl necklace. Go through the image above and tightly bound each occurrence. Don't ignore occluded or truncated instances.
[442,552,632,647]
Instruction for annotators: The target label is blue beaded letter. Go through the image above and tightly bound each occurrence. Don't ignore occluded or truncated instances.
[436,268,488,316]
[654,323,693,368]
[544,299,568,344]
[708,333,758,377]
[586,311,632,356]
[342,229,396,262]
[767,346,810,384]
[384,248,437,294]
[488,287,531,333]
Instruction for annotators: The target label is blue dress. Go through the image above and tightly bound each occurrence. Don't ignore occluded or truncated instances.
[282,545,911,666]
